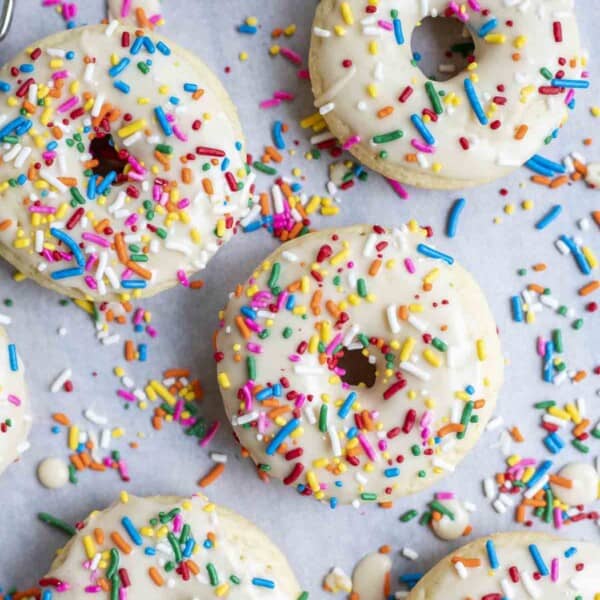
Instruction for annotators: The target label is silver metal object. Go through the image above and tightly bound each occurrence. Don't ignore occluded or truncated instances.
[0,0,14,41]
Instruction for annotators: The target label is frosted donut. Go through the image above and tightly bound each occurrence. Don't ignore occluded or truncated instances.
[216,224,503,506]
[0,326,30,476]
[309,0,587,189]
[0,24,249,301]
[407,532,600,599]
[107,0,165,29]
[43,494,302,598]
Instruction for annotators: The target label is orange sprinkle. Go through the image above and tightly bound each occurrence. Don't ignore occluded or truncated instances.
[510,426,524,442]
[94,528,105,545]
[451,557,481,568]
[532,263,546,272]
[515,124,528,140]
[531,175,552,186]
[592,211,600,227]
[198,463,225,488]
[573,419,590,437]
[527,283,545,294]
[235,315,251,339]
[125,340,136,361]
[111,532,132,555]
[572,370,587,382]
[377,106,394,118]
[579,280,599,296]
[325,299,340,319]
[310,290,322,316]
[181,167,192,184]
[437,423,465,437]
[549,474,573,489]
[52,412,71,426]
[550,175,568,188]
[369,259,382,276]
[201,178,214,195]
[148,567,164,587]
[114,233,128,264]
[126,260,152,280]
[516,504,526,523]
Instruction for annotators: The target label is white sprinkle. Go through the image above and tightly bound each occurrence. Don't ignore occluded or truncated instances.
[386,305,401,333]
[401,547,419,560]
[84,408,108,426]
[492,498,507,514]
[312,26,331,38]
[486,416,504,431]
[454,561,468,579]
[209,452,228,463]
[399,361,430,381]
[483,477,496,499]
[50,368,72,393]
[105,20,119,36]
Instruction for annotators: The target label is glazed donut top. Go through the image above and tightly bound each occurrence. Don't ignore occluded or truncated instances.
[408,533,600,600]
[310,0,586,187]
[216,224,503,506]
[0,24,249,300]
[44,494,300,599]
[0,326,30,476]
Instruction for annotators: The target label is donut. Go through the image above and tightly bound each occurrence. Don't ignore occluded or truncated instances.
[0,24,249,301]
[0,325,30,477]
[216,224,504,506]
[43,494,302,598]
[309,0,587,189]
[407,532,600,599]
[107,0,165,29]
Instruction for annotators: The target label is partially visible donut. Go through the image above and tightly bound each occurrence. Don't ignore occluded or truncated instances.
[107,0,164,29]
[309,0,587,189]
[0,326,30,477]
[216,224,504,506]
[0,24,249,301]
[43,494,302,598]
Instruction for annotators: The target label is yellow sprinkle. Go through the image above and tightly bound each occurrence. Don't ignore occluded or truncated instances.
[82,535,96,559]
[217,373,231,390]
[485,33,506,44]
[400,337,415,362]
[150,380,177,405]
[340,2,354,24]
[548,406,571,421]
[423,349,442,368]
[117,119,147,138]
[476,339,486,361]
[68,425,79,451]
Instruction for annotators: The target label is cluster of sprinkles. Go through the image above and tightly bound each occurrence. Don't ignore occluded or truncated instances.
[310,0,590,182]
[217,222,501,507]
[0,20,248,298]
[32,494,309,599]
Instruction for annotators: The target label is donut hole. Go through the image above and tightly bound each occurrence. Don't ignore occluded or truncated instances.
[89,134,128,178]
[337,346,376,388]
[410,16,475,82]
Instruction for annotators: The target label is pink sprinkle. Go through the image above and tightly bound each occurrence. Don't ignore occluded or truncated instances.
[273,90,295,101]
[550,557,559,581]
[146,326,157,338]
[82,233,110,247]
[29,204,56,214]
[553,507,563,529]
[297,69,310,79]
[118,460,130,482]
[177,269,190,287]
[84,254,97,272]
[124,214,138,227]
[172,512,183,533]
[84,276,97,290]
[377,19,393,31]
[57,96,78,113]
[133,308,145,325]
[127,154,146,175]
[177,198,190,210]
[276,291,289,310]
[41,248,54,262]
[279,47,302,65]
[342,135,361,150]
[117,389,136,402]
[247,343,262,354]
[200,420,220,447]
[404,258,416,274]
[435,492,455,500]
[467,0,482,10]
[358,433,377,462]
[536,336,546,356]
[386,177,409,199]
[51,70,69,80]
[259,98,282,109]
[84,586,102,593]
[244,318,262,333]
[564,89,575,105]
[173,400,184,422]
[411,138,435,153]
[288,354,300,362]
[42,151,57,161]
[294,393,306,409]
[326,333,343,355]
[120,0,132,17]
[7,394,21,407]
[172,124,188,142]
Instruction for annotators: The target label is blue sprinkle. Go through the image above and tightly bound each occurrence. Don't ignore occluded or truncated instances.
[272,120,286,150]
[169,96,180,105]
[15,119,33,136]
[285,295,295,310]
[393,18,404,44]
[486,539,500,569]
[46,141,58,151]
[410,113,435,145]
[65,51,75,60]
[121,516,143,546]
[50,267,85,280]
[511,296,523,322]
[338,392,357,419]
[446,198,466,238]
[416,243,454,265]
[528,544,549,576]
[96,170,117,196]
[20,64,34,73]
[252,578,275,589]
[243,220,261,232]
[524,158,555,177]
[183,83,198,93]
[477,18,497,37]
[559,235,591,275]
[529,154,565,174]
[7,344,18,371]
[156,41,171,55]
[266,418,300,455]
[130,36,144,55]
[465,385,475,395]
[346,426,358,439]
[384,467,400,477]
[240,306,257,319]
[113,80,131,94]
[154,106,172,136]
[0,116,27,138]
[87,175,97,200]
[238,23,258,35]
[221,157,230,172]
[182,538,195,558]
[535,205,562,230]
[0,81,11,92]
[142,37,156,54]
[564,546,577,558]
[256,387,274,401]
[329,497,338,509]
[464,78,488,125]
[144,547,156,556]
[138,344,147,362]
[108,57,131,78]
[551,78,590,89]
[543,341,554,383]
[42,590,53,600]
[16,174,26,186]
[272,383,282,397]
[527,460,553,489]
[50,227,85,266]
[121,280,147,289]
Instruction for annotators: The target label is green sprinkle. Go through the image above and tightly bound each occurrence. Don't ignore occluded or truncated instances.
[156,227,167,240]
[400,509,418,522]
[534,400,555,409]
[552,329,563,352]
[297,593,310,600]
[247,356,256,380]
[432,337,447,352]
[425,81,443,114]
[457,401,474,440]
[372,130,403,144]
[230,575,241,585]
[207,563,219,586]
[419,511,432,526]
[253,161,277,175]
[106,548,120,579]
[572,439,589,453]
[572,318,583,330]
[282,327,292,339]
[540,67,553,80]
[430,500,455,520]
[38,512,76,536]
[137,61,150,74]
[156,144,173,155]
[411,444,421,456]
[70,187,85,205]
[268,262,281,290]
[319,404,328,433]
[357,278,367,298]
[360,492,377,501]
